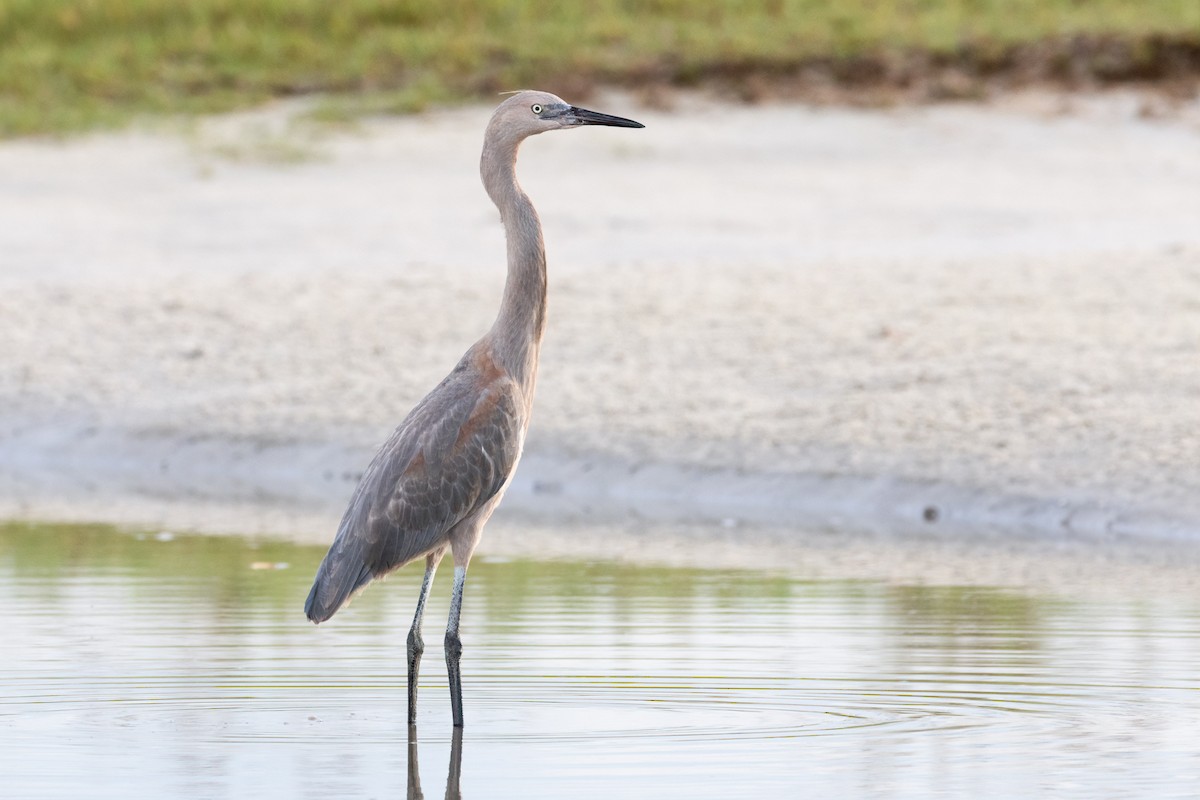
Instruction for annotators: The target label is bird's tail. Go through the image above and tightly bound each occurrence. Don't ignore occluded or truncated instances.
[304,540,374,624]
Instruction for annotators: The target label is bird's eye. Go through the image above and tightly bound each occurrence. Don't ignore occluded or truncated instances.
[531,104,543,115]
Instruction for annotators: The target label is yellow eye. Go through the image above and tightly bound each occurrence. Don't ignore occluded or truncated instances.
[531,104,543,114]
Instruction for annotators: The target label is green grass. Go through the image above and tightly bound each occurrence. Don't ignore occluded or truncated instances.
[1,0,1198,136]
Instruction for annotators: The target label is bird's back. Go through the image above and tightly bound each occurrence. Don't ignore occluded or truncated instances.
[305,342,527,623]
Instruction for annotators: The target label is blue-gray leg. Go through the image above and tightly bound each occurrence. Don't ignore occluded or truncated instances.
[407,553,442,725]
[445,566,468,727]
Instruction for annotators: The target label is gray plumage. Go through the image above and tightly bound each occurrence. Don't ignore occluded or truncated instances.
[304,90,643,727]
[303,345,523,622]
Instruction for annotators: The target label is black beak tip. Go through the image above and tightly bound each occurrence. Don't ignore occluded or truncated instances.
[569,106,645,129]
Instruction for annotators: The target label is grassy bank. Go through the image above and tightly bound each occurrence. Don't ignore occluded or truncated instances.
[1,0,1198,136]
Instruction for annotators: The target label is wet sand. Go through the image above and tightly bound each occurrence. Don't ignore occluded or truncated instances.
[2,90,1199,578]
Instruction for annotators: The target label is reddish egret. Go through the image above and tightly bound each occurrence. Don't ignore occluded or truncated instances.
[305,91,644,727]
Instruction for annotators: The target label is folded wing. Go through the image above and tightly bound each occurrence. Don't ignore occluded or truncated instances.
[305,369,524,623]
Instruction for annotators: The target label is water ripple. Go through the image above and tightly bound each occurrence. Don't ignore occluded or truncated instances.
[3,525,1200,799]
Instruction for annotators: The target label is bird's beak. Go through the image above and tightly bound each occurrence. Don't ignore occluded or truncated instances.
[565,106,645,128]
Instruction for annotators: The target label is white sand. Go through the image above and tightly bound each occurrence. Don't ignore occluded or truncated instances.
[2,90,1199,578]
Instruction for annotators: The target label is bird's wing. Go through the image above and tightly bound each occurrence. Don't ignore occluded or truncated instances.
[365,371,524,572]
[305,363,524,621]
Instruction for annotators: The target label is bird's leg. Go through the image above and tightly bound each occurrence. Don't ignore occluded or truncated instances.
[408,552,442,725]
[445,565,468,727]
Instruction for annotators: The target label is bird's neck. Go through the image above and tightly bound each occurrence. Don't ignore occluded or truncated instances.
[481,138,547,390]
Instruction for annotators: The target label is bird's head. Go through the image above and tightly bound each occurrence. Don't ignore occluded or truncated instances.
[487,90,644,142]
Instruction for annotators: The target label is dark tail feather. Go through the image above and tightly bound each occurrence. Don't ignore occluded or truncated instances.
[304,545,374,624]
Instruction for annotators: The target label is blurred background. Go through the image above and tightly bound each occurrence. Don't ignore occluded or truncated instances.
[2,0,1199,538]
[1,0,1198,136]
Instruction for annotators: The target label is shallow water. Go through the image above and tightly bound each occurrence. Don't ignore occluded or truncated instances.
[2,523,1199,798]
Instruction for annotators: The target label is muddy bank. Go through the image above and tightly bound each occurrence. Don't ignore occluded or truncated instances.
[680,34,1200,107]
[6,420,1200,598]
[2,415,1197,545]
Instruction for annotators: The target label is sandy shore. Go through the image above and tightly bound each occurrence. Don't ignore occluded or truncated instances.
[2,89,1199,577]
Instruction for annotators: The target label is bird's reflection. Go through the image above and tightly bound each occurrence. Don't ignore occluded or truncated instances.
[407,724,463,800]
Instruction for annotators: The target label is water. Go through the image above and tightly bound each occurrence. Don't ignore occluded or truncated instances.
[2,523,1198,799]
